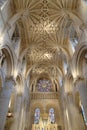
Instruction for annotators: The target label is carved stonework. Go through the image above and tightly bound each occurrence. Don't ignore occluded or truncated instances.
[30,92,58,100]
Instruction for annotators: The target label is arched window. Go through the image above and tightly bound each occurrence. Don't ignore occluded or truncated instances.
[49,108,55,124]
[69,25,78,52]
[34,108,40,124]
[80,102,87,126]
[37,79,52,92]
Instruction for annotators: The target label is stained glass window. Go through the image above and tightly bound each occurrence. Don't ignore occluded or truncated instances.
[37,79,52,92]
[49,108,55,124]
[34,108,40,124]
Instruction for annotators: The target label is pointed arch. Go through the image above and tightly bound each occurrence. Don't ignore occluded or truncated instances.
[1,44,16,77]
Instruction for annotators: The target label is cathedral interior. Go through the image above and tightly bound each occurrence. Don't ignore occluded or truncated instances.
[0,0,87,130]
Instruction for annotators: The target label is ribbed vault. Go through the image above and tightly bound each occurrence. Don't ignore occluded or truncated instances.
[10,0,83,86]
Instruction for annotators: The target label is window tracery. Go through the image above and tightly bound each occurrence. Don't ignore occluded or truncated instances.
[49,108,55,124]
[34,108,40,124]
[37,79,52,92]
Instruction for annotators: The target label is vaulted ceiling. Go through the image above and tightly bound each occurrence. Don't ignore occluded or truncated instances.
[9,0,85,84]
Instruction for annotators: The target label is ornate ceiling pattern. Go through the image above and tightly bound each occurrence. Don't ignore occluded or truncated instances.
[10,0,83,83]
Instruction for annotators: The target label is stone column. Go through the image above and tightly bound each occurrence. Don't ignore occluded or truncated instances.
[22,81,30,130]
[64,93,85,130]
[68,94,83,130]
[79,23,87,43]
[10,79,30,130]
[11,94,23,130]
[0,76,15,130]
[75,78,87,122]
[63,96,72,130]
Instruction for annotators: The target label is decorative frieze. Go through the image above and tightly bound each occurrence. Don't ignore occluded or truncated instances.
[30,92,59,100]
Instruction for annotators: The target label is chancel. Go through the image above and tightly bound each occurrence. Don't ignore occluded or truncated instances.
[0,0,87,130]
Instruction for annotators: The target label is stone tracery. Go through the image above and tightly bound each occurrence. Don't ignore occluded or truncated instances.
[37,78,52,92]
